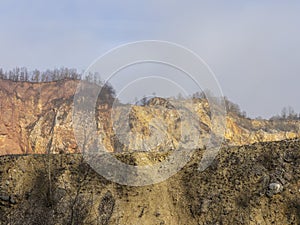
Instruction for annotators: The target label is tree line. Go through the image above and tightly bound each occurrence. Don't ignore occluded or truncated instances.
[0,67,116,107]
[192,92,300,121]
[1,67,299,121]
[0,67,102,84]
[270,106,300,121]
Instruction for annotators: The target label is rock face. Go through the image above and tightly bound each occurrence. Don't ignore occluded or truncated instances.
[0,139,299,224]
[0,78,300,155]
[0,79,78,155]
[225,115,300,145]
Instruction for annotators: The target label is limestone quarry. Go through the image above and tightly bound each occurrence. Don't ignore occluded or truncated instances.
[0,78,300,225]
[0,79,299,155]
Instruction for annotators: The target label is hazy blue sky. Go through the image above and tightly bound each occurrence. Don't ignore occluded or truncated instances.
[0,0,299,118]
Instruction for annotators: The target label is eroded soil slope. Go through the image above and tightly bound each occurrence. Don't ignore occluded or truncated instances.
[0,139,299,224]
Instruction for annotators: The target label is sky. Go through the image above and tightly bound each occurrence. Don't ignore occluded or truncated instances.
[0,0,299,118]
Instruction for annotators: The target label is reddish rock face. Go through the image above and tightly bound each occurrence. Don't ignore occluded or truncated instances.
[0,79,79,155]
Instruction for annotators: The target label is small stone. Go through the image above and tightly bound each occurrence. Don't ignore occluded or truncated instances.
[267,183,283,197]
[269,183,283,193]
[9,196,16,204]
[0,195,10,201]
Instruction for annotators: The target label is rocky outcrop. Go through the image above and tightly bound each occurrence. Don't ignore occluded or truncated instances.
[0,139,299,224]
[225,116,300,145]
[0,78,299,155]
[0,79,78,155]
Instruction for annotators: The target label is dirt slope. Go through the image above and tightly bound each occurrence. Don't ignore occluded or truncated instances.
[0,139,299,224]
